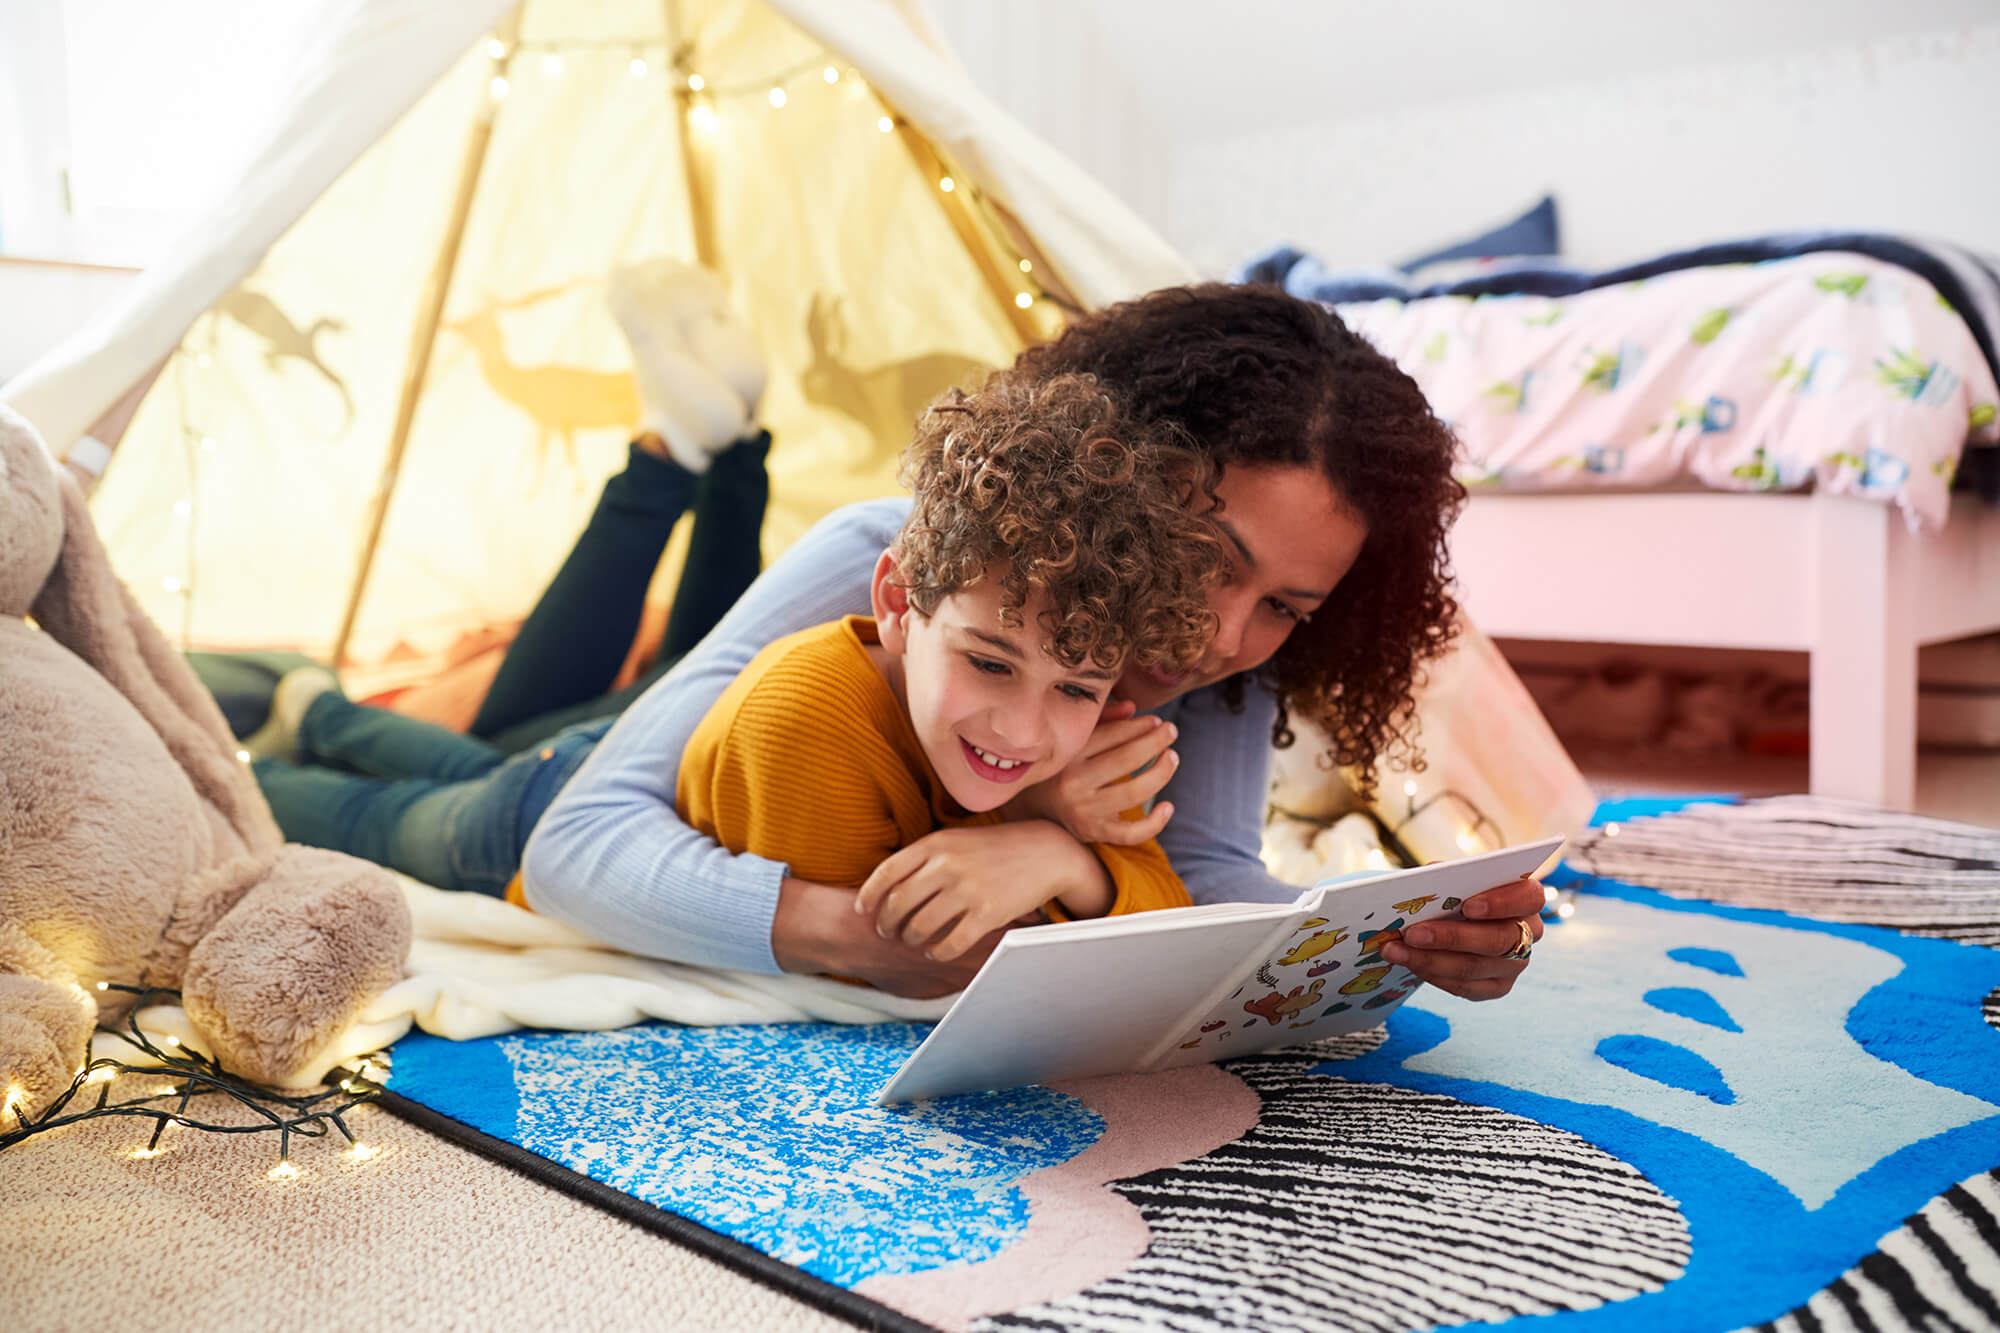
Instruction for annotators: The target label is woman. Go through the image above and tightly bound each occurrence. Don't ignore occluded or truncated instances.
[522,281,1547,999]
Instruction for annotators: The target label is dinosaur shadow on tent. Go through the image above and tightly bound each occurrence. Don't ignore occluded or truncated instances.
[800,292,990,457]
[444,282,638,472]
[212,287,356,430]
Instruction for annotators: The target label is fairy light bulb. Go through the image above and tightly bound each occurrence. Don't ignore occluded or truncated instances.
[686,73,704,92]
[541,52,564,76]
[877,116,894,133]
[236,749,251,763]
[1556,901,1576,918]
[96,980,109,991]
[172,500,191,517]
[689,103,717,132]
[130,1147,162,1160]
[485,37,506,59]
[822,65,840,83]
[938,176,954,192]
[767,86,787,108]
[164,1036,180,1048]
[268,1160,300,1181]
[488,75,510,102]
[1403,779,1419,797]
[629,56,647,78]
[1018,259,1033,274]
[1603,822,1622,838]
[194,352,212,369]
[200,435,218,452]
[161,577,183,593]
[1014,293,1033,309]
[347,1143,381,1162]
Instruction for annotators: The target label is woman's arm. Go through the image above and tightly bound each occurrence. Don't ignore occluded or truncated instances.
[519,498,910,972]
[1151,683,1301,905]
[1157,677,1548,1001]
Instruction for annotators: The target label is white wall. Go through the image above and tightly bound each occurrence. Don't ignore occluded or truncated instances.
[0,258,136,383]
[929,1,1999,277]
[924,1,1169,237]
[1166,22,2000,275]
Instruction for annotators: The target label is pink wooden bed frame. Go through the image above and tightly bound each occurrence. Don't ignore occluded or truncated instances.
[1448,489,2000,812]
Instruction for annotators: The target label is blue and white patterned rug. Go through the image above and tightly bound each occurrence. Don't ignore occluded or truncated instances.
[382,797,2000,1332]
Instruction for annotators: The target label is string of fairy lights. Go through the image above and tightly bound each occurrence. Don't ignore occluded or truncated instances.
[0,984,391,1176]
[1266,776,1587,921]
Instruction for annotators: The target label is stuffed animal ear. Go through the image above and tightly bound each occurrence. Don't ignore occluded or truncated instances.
[28,471,281,856]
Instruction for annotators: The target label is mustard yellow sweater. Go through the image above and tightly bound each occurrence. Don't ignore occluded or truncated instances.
[675,616,1190,917]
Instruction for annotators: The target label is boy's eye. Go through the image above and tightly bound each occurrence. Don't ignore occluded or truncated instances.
[1059,683,1101,702]
[968,655,1010,676]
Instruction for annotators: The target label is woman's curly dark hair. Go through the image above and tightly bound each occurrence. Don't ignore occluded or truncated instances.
[893,371,1225,676]
[1014,282,1465,791]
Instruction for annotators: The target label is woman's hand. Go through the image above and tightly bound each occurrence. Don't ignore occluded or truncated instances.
[772,877,994,998]
[856,822,1111,963]
[1004,700,1179,846]
[1376,876,1547,1001]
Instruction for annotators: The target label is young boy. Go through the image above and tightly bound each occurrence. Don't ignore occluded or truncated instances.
[669,368,1227,963]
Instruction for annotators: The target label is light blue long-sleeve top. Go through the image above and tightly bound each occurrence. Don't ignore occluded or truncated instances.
[520,497,1301,972]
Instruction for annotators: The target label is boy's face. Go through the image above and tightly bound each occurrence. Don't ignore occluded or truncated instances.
[871,552,1119,814]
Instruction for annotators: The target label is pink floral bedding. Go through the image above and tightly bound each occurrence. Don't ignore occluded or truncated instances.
[1337,252,2000,530]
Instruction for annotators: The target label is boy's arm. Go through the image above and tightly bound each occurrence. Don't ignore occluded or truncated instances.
[682,641,911,892]
[520,499,909,971]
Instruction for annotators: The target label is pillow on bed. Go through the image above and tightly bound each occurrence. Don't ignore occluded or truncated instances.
[1398,194,1562,279]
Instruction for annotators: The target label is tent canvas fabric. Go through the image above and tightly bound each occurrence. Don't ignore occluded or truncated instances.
[4,0,1190,685]
[1,0,1592,840]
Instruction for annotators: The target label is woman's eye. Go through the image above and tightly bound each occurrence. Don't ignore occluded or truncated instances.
[1266,598,1304,622]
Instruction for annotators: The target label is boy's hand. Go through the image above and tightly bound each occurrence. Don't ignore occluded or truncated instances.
[855,822,1103,963]
[773,878,995,997]
[1376,877,1547,1001]
[1004,700,1178,846]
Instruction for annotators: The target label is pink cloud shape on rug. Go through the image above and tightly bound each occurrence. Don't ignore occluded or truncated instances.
[854,1062,1260,1329]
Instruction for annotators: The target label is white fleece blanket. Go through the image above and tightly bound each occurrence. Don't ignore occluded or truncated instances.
[99,877,957,1088]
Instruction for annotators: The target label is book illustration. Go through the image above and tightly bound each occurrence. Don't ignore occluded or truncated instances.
[1243,978,1327,1026]
[1167,889,1466,1055]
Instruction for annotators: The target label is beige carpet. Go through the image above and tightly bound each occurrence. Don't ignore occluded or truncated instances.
[3,1090,859,1332]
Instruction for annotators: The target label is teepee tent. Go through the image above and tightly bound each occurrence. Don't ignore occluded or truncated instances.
[4,0,1594,857]
[5,0,1190,684]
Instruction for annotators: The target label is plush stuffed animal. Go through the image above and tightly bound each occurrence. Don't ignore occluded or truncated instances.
[0,405,410,1120]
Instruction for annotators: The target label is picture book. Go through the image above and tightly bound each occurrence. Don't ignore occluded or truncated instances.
[875,835,1564,1104]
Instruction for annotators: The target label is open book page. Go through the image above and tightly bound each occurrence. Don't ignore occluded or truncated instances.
[877,836,1563,1104]
[1151,836,1562,1069]
[875,907,1298,1104]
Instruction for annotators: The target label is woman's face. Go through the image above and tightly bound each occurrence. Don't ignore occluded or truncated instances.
[1114,462,1368,711]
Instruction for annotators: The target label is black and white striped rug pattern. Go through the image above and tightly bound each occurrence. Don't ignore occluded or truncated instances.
[978,1035,1691,1333]
[1747,1169,2000,1333]
[1563,796,2000,948]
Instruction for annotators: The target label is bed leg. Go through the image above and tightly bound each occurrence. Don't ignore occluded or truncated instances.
[1808,496,1916,812]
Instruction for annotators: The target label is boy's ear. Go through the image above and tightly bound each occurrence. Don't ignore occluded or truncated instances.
[870,549,913,654]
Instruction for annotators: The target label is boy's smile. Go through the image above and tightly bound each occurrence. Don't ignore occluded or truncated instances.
[870,553,1118,814]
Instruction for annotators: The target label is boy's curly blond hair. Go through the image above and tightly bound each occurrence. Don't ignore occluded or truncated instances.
[891,370,1224,674]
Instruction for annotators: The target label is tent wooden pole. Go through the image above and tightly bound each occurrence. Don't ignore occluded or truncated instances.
[662,0,717,269]
[890,123,1043,347]
[331,10,520,669]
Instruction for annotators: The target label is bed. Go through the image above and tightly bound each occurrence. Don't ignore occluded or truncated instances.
[1245,232,2000,811]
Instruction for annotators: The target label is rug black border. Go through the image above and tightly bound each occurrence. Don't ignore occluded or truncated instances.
[373,1085,941,1333]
